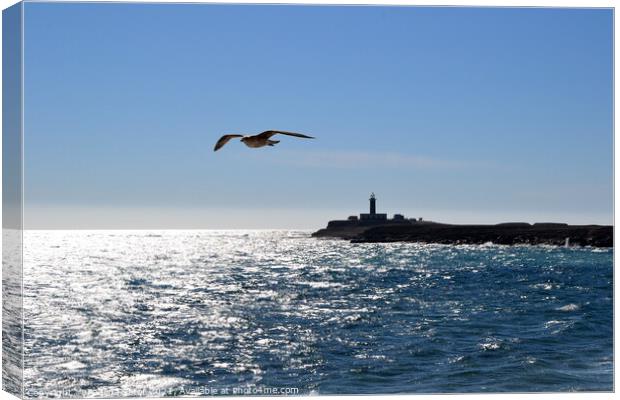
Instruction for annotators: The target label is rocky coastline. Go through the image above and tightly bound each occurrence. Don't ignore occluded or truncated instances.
[312,221,613,247]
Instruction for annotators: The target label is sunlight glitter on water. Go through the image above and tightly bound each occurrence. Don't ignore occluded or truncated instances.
[21,230,613,396]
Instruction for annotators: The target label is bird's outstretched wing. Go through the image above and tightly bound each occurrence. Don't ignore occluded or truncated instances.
[257,130,315,139]
[214,134,243,151]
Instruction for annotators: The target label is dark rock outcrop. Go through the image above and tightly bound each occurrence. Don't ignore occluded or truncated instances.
[313,221,613,247]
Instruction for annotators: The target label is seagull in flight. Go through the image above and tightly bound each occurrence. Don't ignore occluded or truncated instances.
[213,130,315,151]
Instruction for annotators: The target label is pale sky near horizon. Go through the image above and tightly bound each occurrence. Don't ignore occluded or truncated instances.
[22,3,613,229]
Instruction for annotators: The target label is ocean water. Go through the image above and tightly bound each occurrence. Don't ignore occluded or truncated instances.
[22,230,612,396]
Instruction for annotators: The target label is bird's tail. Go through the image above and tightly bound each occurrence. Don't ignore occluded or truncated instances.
[268,140,280,146]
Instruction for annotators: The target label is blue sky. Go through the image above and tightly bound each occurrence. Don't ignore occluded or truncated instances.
[23,3,612,228]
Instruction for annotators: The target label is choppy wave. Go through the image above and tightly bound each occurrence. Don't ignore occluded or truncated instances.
[22,230,613,396]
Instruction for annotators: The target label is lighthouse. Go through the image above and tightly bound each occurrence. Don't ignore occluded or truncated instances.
[360,192,387,221]
[369,192,377,215]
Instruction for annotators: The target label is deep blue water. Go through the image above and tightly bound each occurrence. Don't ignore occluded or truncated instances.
[23,230,613,396]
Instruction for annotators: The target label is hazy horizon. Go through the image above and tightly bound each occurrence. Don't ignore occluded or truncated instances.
[23,4,613,229]
[24,204,613,230]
